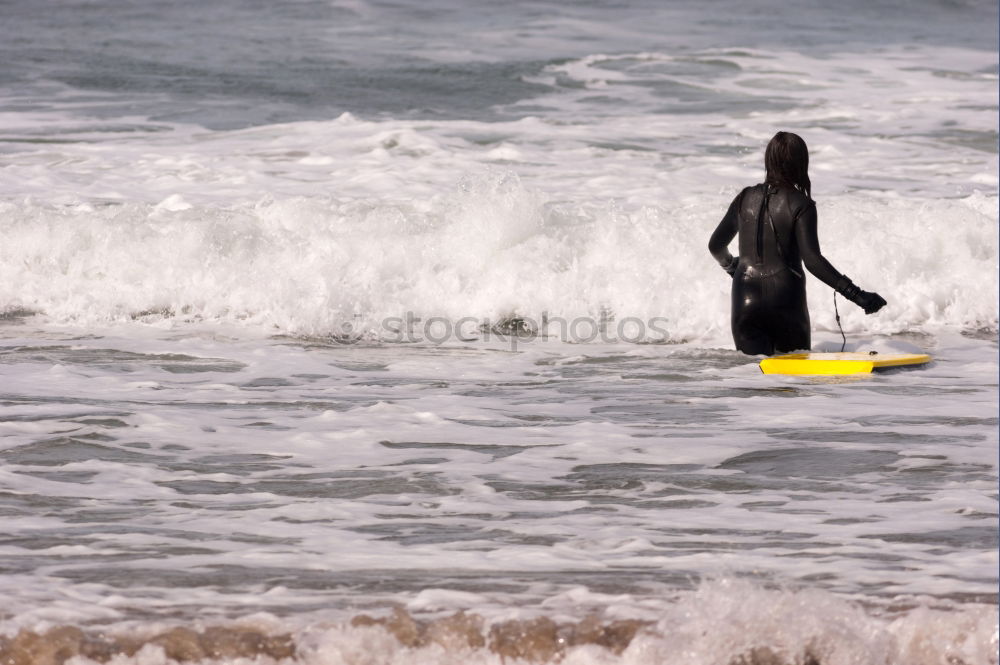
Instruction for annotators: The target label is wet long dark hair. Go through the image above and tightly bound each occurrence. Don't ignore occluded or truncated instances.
[764,131,811,200]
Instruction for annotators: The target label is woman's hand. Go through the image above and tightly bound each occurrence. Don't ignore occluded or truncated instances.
[722,256,739,277]
[855,291,887,314]
[837,278,887,314]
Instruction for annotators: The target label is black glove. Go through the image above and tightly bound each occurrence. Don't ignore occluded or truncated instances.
[722,255,739,278]
[836,277,887,315]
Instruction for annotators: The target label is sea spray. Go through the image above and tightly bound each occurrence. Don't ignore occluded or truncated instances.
[0,178,994,338]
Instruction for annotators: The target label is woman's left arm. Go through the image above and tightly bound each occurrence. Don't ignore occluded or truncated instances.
[708,191,742,274]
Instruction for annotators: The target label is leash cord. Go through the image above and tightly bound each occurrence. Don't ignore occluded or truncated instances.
[834,292,846,352]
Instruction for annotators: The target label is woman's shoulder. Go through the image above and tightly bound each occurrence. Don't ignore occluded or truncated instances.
[735,183,763,202]
[773,184,814,214]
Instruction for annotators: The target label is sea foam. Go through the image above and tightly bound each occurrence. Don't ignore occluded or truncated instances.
[2,582,996,665]
[0,175,994,340]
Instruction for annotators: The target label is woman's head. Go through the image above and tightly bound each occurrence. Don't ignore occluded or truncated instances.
[764,131,811,199]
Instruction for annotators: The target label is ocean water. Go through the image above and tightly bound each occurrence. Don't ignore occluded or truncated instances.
[0,1,997,664]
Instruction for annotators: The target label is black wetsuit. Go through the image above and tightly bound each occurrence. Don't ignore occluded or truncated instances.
[709,183,845,356]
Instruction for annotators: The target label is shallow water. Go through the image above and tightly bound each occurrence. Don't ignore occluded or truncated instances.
[0,321,996,662]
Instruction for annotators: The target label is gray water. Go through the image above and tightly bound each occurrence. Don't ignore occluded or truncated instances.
[1,0,996,129]
[0,1,997,662]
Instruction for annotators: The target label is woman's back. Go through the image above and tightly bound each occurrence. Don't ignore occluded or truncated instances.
[725,183,843,289]
[734,183,804,277]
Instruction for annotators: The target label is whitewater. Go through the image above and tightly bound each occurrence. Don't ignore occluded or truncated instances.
[0,0,996,663]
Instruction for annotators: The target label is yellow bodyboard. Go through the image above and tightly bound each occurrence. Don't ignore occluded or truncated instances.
[759,352,932,376]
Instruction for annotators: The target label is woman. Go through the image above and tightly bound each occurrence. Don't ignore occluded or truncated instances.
[708,132,886,355]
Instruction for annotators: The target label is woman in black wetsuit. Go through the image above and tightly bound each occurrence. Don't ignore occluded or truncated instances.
[708,132,886,355]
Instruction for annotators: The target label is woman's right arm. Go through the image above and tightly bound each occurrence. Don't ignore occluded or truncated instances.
[793,201,844,289]
[794,201,887,314]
